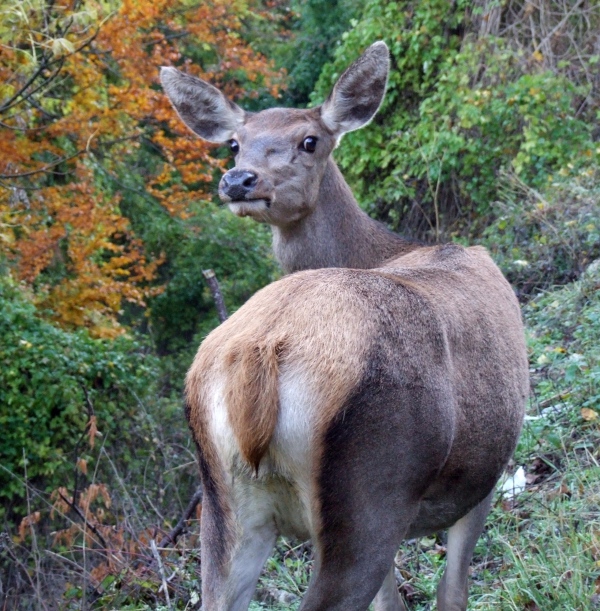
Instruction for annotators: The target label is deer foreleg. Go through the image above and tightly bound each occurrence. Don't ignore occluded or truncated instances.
[436,491,493,611]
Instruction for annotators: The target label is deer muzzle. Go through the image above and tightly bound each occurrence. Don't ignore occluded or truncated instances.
[220,169,259,202]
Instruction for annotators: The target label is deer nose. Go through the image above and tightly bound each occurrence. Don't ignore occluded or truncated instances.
[221,170,258,201]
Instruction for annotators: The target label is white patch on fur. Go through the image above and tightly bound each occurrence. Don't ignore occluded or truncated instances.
[266,365,317,538]
[206,365,318,540]
[206,374,240,469]
[270,365,315,476]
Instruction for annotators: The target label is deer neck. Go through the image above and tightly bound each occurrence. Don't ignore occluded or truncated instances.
[272,158,416,273]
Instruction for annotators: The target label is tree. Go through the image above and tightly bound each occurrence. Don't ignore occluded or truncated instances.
[0,0,283,337]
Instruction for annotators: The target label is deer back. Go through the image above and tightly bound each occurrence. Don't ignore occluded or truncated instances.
[186,244,527,507]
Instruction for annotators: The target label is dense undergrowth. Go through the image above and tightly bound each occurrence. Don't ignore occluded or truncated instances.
[312,0,600,241]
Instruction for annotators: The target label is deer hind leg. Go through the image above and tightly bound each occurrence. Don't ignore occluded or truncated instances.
[297,453,422,611]
[297,436,421,610]
[373,566,406,611]
[200,473,277,611]
[436,490,494,611]
[220,508,277,611]
[299,521,412,611]
[299,374,453,611]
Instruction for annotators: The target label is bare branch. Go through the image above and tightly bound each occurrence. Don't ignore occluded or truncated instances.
[157,487,203,549]
[0,57,51,114]
[151,539,173,609]
[202,269,228,323]
[0,148,87,179]
[0,27,101,115]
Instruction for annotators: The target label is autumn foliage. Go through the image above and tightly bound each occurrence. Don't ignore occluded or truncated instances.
[0,0,283,337]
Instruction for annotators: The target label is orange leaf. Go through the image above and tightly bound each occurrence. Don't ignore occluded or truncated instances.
[581,408,598,421]
[88,415,98,449]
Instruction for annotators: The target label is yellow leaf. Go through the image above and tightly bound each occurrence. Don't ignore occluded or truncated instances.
[581,408,598,421]
[532,50,543,62]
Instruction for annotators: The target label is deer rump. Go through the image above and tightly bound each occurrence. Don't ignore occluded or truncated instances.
[185,245,527,611]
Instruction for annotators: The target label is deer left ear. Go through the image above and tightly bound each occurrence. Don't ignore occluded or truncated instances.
[320,41,389,138]
[161,67,245,143]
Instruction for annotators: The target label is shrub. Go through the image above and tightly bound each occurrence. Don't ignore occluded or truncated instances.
[0,275,160,520]
[481,170,600,297]
[311,0,599,239]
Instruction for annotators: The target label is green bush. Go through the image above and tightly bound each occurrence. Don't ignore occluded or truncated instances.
[312,0,598,239]
[481,170,600,297]
[0,275,160,519]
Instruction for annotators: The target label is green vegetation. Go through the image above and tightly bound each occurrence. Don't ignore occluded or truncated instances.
[1,0,599,609]
[0,275,156,515]
[268,0,366,107]
[313,0,599,239]
[481,170,600,297]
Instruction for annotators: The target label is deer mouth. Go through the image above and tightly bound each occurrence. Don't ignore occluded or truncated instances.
[228,198,271,217]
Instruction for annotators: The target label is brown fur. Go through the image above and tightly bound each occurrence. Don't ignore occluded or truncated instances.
[183,244,528,610]
[187,242,526,499]
[186,271,378,464]
[224,337,286,473]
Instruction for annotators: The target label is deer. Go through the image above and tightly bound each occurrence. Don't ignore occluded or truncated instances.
[161,42,529,611]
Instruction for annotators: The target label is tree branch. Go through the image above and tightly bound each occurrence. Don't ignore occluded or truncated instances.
[202,269,228,323]
[0,27,100,115]
[0,148,87,179]
[157,487,203,549]
[58,491,109,552]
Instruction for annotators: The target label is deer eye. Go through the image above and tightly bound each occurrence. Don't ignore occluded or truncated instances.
[301,136,318,153]
[229,139,239,154]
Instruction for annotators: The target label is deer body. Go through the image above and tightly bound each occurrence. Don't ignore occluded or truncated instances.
[162,43,529,610]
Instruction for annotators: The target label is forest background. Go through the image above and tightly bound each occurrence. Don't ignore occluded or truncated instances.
[1,0,600,609]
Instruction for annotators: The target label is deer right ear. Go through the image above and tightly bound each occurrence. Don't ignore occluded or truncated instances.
[160,67,245,143]
[320,41,389,138]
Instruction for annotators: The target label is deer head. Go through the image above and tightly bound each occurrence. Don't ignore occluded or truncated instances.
[161,42,389,228]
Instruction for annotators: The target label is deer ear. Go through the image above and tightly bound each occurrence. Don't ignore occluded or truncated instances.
[320,41,389,137]
[160,67,245,143]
